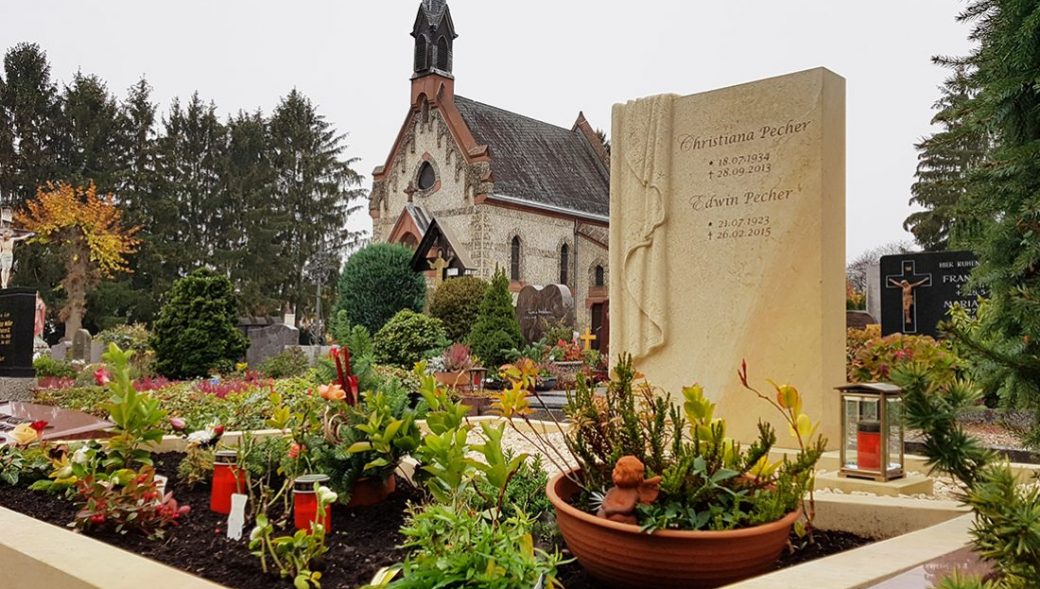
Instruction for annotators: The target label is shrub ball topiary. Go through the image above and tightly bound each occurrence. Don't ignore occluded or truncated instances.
[429,276,488,343]
[373,310,448,368]
[468,269,522,369]
[335,243,426,335]
[151,269,249,379]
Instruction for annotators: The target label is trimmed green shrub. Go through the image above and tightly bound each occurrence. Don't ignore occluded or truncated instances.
[328,309,351,344]
[335,243,425,335]
[468,269,522,369]
[429,276,488,343]
[97,323,152,356]
[257,347,310,379]
[33,355,76,378]
[373,310,447,368]
[151,269,249,379]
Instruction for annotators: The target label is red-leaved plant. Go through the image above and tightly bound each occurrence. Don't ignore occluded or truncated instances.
[73,465,189,538]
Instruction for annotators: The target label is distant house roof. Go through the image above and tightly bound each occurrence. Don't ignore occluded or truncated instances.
[453,96,610,218]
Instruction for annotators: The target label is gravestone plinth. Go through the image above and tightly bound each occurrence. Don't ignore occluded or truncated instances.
[0,402,112,444]
[610,68,845,445]
[880,251,981,337]
[515,284,575,343]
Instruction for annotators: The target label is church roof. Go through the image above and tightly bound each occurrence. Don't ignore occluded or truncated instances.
[453,96,610,218]
[419,0,450,26]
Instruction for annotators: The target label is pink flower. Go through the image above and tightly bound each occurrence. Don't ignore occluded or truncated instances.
[169,417,187,431]
[288,442,303,459]
[29,420,48,434]
[94,367,110,386]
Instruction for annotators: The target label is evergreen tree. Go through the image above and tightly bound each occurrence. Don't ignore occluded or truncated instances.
[52,72,124,192]
[335,243,425,335]
[0,43,59,203]
[904,65,990,251]
[468,269,522,368]
[268,89,365,318]
[947,0,1040,446]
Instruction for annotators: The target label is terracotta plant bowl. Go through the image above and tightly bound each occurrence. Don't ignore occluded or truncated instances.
[547,469,800,589]
[346,474,396,508]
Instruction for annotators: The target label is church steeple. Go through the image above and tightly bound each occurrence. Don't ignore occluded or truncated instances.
[411,0,457,79]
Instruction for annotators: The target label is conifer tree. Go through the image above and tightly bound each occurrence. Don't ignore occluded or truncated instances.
[947,0,1040,445]
[903,65,990,251]
[0,43,59,202]
[468,268,522,368]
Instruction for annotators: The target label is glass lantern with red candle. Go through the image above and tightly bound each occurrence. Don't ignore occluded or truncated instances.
[836,383,905,481]
[210,450,246,514]
[293,474,332,532]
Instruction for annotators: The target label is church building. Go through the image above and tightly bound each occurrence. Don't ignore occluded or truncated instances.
[369,0,611,343]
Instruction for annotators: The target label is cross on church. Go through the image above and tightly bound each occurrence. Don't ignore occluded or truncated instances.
[885,260,932,333]
[579,328,597,351]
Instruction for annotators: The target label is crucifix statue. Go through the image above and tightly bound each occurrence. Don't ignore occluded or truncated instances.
[428,255,449,287]
[0,208,33,290]
[889,278,928,325]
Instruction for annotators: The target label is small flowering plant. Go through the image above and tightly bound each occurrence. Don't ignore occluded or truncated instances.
[249,483,337,589]
[441,343,475,373]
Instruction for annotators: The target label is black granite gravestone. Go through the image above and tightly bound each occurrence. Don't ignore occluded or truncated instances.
[0,288,37,377]
[880,251,982,337]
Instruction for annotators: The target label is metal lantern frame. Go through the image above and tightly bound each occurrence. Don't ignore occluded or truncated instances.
[836,382,905,482]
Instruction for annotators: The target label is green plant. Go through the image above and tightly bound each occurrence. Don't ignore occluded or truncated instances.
[0,444,51,487]
[258,347,311,379]
[151,269,249,379]
[99,344,168,470]
[335,243,426,335]
[249,483,337,589]
[847,326,965,388]
[71,463,189,538]
[176,446,215,488]
[428,276,488,342]
[371,376,562,588]
[372,309,448,368]
[494,355,825,535]
[468,268,523,369]
[898,363,1040,588]
[97,323,152,357]
[328,309,352,345]
[33,355,77,378]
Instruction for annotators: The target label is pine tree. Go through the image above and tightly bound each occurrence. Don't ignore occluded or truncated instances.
[948,0,1040,446]
[53,72,124,192]
[468,268,522,368]
[0,43,59,203]
[268,89,365,319]
[903,65,990,251]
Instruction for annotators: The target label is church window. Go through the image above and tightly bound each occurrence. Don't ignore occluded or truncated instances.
[559,244,570,285]
[594,265,605,287]
[436,36,450,70]
[414,35,429,71]
[510,236,522,281]
[417,162,436,191]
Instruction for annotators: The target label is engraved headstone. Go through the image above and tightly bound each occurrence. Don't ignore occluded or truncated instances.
[0,401,113,444]
[880,251,981,337]
[515,284,575,344]
[0,288,37,380]
[610,68,846,444]
[71,329,92,362]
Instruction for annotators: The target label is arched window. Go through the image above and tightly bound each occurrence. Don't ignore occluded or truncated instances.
[417,162,436,191]
[510,236,522,281]
[559,244,570,285]
[436,36,450,70]
[400,234,418,250]
[414,36,429,71]
[594,265,605,287]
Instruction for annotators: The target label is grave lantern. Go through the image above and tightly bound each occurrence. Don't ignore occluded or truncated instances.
[210,450,245,514]
[293,473,332,532]
[836,383,905,481]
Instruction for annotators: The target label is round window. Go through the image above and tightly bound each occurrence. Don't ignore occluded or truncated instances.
[417,162,436,191]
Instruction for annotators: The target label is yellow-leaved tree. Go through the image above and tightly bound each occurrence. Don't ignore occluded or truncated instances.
[19,182,139,337]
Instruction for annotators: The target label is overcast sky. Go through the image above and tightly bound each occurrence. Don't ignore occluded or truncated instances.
[2,1,974,261]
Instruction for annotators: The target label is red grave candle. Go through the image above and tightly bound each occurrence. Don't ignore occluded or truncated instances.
[210,450,245,515]
[293,474,332,533]
[857,420,882,470]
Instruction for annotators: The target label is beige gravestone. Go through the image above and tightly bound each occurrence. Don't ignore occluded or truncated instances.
[609,68,845,445]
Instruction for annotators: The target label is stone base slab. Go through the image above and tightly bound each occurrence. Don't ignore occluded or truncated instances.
[816,471,934,497]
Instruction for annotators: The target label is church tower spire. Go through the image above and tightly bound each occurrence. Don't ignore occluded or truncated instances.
[411,0,457,79]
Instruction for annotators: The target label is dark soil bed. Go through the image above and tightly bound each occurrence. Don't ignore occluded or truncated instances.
[0,452,420,589]
[554,528,874,588]
[0,453,874,589]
